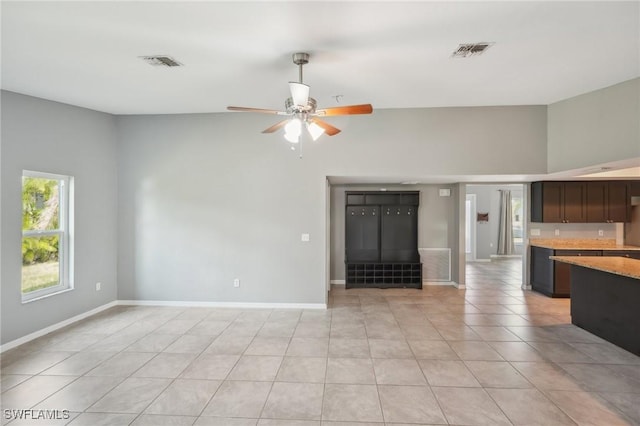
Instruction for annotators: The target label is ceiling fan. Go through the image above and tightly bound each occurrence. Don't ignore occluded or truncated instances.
[227,52,373,144]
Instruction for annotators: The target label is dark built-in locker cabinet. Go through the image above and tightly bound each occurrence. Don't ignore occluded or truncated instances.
[345,191,421,289]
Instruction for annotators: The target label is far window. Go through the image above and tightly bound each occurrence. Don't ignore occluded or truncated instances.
[21,171,73,302]
[511,196,523,245]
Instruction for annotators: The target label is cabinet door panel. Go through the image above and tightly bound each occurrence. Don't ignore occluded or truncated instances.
[381,206,418,262]
[531,246,554,296]
[607,182,629,222]
[586,182,607,223]
[346,206,380,262]
[542,182,563,223]
[554,250,601,296]
[563,182,586,223]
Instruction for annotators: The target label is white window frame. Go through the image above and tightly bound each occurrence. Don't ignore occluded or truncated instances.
[21,170,74,303]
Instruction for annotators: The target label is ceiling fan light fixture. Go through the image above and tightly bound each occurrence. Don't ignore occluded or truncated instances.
[289,82,310,107]
[226,52,373,156]
[284,118,302,143]
[284,132,300,143]
[307,121,325,141]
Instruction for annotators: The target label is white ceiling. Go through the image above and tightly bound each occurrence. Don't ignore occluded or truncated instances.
[2,1,639,115]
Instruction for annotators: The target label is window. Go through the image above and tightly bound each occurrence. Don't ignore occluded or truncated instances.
[22,171,73,302]
[511,195,523,245]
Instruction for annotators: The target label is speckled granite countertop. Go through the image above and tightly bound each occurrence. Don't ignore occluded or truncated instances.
[530,238,640,251]
[550,256,640,280]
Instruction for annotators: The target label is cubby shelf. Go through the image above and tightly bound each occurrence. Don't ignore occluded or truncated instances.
[346,262,422,289]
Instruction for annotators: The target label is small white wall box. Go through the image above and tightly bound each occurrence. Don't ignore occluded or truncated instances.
[439,188,451,197]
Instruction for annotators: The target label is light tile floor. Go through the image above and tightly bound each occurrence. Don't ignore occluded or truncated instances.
[1,258,639,425]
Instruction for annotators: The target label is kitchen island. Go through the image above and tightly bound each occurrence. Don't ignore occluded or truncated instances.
[551,256,640,356]
[530,239,640,297]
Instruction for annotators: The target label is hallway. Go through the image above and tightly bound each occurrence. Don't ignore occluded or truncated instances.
[466,257,523,291]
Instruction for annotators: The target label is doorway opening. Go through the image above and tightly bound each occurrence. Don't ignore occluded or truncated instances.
[465,184,525,290]
[465,194,477,261]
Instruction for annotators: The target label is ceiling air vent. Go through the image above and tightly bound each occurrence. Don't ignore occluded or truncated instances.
[451,42,494,58]
[140,55,183,67]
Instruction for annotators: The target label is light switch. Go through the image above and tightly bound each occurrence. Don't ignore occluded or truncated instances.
[301,233,310,242]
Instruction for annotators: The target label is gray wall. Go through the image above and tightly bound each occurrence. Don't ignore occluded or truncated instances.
[116,106,546,304]
[1,91,118,344]
[466,184,524,260]
[547,78,640,173]
[115,113,328,304]
[330,184,458,282]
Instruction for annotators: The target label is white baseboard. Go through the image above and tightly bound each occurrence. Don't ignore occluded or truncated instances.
[0,301,118,353]
[423,281,456,286]
[330,280,346,285]
[117,300,327,310]
[453,281,466,289]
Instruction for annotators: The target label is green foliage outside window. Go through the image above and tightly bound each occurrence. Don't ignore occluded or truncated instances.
[22,177,60,265]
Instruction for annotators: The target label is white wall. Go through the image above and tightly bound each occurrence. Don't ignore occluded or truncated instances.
[1,91,118,345]
[330,184,458,282]
[547,78,640,173]
[116,106,547,304]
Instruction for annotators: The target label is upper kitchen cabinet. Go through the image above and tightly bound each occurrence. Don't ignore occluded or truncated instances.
[531,181,586,223]
[532,180,636,223]
[586,181,630,223]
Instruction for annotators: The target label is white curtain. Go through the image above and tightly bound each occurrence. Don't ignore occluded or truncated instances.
[497,190,515,255]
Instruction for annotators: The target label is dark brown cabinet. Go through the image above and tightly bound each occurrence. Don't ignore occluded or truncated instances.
[531,181,586,223]
[586,182,629,223]
[606,250,640,260]
[530,246,601,297]
[532,180,635,223]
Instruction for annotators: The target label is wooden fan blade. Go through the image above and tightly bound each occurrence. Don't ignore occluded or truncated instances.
[262,119,289,134]
[311,118,341,136]
[227,106,287,115]
[315,104,373,116]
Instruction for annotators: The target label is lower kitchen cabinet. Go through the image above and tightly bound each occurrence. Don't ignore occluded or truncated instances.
[530,247,601,297]
[605,250,640,260]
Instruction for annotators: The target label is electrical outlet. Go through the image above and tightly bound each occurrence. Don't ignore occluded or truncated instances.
[530,229,541,236]
[233,278,240,288]
[301,233,310,242]
[555,229,560,236]
[598,229,604,237]
[96,282,101,291]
